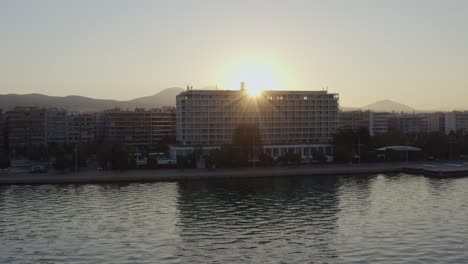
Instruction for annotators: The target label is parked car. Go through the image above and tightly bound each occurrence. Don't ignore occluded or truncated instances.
[30,165,47,173]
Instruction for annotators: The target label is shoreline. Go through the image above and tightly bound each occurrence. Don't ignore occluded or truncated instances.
[1,162,467,185]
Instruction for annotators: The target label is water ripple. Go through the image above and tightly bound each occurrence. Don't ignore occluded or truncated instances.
[1,174,467,263]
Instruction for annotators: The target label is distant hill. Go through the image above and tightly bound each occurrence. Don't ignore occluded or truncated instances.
[0,90,435,114]
[0,87,184,112]
[126,87,183,107]
[361,100,415,113]
[340,106,360,111]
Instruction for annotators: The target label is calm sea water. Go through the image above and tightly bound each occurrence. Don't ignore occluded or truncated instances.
[1,174,467,264]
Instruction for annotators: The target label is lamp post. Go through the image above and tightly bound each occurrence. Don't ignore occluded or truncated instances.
[74,144,78,174]
[13,144,16,175]
[253,134,256,168]
[449,134,454,160]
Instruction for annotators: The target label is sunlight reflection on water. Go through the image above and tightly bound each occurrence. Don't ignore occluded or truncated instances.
[1,174,467,263]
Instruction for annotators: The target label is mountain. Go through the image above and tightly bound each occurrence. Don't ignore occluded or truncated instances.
[360,100,416,113]
[0,87,184,112]
[0,90,424,114]
[126,87,182,107]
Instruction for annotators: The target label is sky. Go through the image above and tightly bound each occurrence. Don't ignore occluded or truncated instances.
[1,0,467,109]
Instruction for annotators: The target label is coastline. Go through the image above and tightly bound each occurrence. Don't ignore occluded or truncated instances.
[1,162,467,185]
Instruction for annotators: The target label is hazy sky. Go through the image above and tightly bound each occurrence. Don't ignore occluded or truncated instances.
[1,0,467,109]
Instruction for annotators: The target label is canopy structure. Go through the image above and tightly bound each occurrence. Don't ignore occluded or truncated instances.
[376,146,422,152]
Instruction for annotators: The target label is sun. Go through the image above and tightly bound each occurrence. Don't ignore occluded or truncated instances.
[221,55,286,93]
[244,84,262,97]
[246,87,262,97]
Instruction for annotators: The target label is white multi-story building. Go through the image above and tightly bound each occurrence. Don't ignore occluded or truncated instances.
[388,114,430,134]
[427,112,445,133]
[172,85,339,159]
[46,108,68,143]
[445,111,468,134]
[66,112,96,144]
[338,110,371,131]
[369,112,395,136]
[0,109,5,153]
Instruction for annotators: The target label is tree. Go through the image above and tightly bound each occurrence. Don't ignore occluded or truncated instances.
[96,144,112,169]
[278,151,301,165]
[53,151,67,173]
[333,127,375,163]
[312,150,327,164]
[176,153,196,169]
[421,132,449,159]
[111,145,129,170]
[333,129,355,163]
[258,152,275,166]
[156,134,176,154]
[372,131,408,148]
[26,144,47,161]
[0,152,10,173]
[232,124,262,166]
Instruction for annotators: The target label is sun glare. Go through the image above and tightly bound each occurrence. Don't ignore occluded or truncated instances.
[221,56,286,93]
[246,86,262,97]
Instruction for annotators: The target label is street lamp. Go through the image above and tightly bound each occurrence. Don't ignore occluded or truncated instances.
[74,144,78,173]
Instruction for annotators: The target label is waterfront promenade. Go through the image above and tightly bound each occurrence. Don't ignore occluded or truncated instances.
[1,162,467,185]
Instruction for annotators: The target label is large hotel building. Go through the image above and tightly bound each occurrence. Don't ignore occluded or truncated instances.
[171,84,339,159]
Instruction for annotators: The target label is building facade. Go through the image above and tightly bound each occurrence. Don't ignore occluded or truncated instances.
[173,87,339,159]
[102,108,175,148]
[445,111,468,134]
[388,114,430,134]
[427,112,445,133]
[339,111,446,135]
[369,112,395,136]
[6,107,47,147]
[46,108,68,143]
[0,110,6,153]
[66,112,96,144]
[5,107,98,148]
[338,110,371,131]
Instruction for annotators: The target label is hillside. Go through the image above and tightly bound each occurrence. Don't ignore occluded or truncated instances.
[0,87,184,112]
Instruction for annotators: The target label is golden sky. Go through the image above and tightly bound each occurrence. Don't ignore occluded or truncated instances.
[1,0,467,109]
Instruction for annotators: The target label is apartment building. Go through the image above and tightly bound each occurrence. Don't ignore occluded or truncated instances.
[445,111,468,134]
[6,107,47,147]
[173,86,339,159]
[369,112,395,136]
[0,110,6,153]
[388,114,430,134]
[46,108,68,143]
[427,112,445,133]
[338,110,371,131]
[102,108,175,148]
[67,112,96,144]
